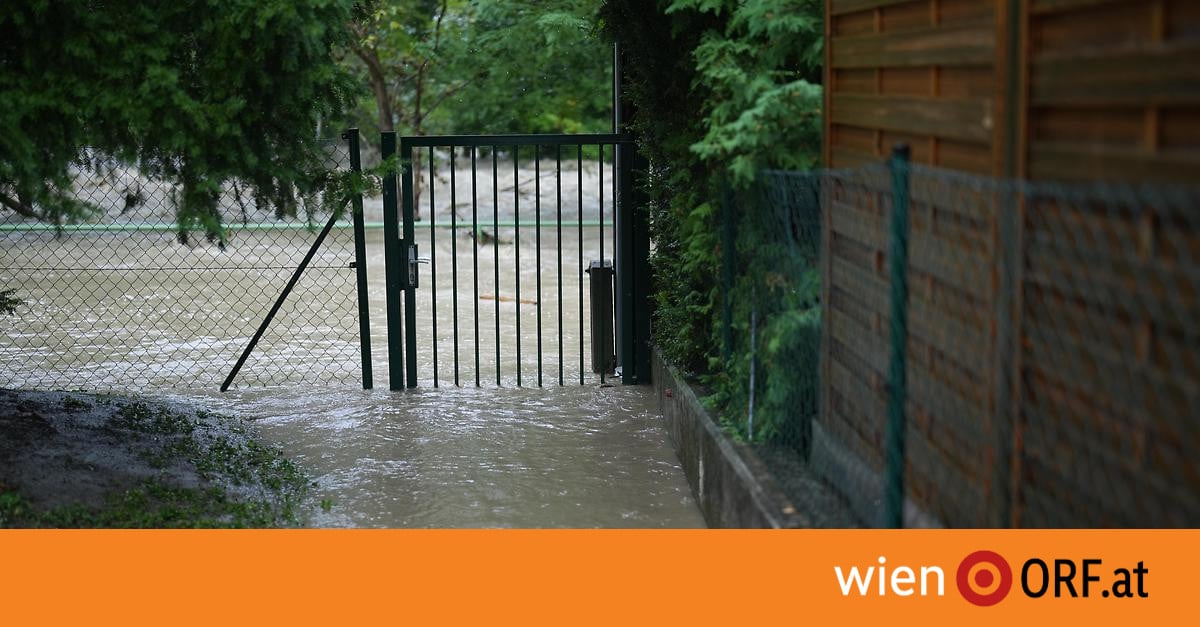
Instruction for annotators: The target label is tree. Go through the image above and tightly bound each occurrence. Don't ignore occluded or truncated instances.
[344,0,611,139]
[0,0,356,242]
[346,0,461,137]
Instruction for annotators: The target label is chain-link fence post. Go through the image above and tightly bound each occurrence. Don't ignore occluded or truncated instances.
[721,180,736,366]
[884,144,911,528]
[345,128,373,390]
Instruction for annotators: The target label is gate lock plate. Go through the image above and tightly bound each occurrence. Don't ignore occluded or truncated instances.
[406,243,430,289]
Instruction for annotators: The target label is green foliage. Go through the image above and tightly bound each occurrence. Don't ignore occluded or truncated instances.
[0,289,20,316]
[602,1,824,445]
[344,0,611,140]
[670,0,823,184]
[599,0,721,374]
[435,0,612,134]
[0,0,356,236]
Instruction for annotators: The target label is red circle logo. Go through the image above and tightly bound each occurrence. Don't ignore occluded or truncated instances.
[957,550,1012,606]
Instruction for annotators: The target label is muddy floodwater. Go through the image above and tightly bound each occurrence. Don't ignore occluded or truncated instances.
[1,157,705,527]
[185,385,703,527]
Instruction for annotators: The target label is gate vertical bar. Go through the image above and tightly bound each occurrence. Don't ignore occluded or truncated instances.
[401,137,418,389]
[472,146,480,387]
[346,128,373,390]
[883,144,911,528]
[493,147,501,386]
[536,146,543,386]
[381,131,405,391]
[556,146,564,386]
[514,152,522,386]
[598,144,606,385]
[451,150,460,386]
[577,145,584,385]
[429,148,439,387]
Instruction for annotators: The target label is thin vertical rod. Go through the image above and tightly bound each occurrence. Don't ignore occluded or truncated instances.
[451,149,460,386]
[429,148,439,387]
[577,145,584,386]
[556,145,564,386]
[493,147,501,387]
[536,145,543,387]
[599,144,606,385]
[514,150,522,386]
[472,146,480,387]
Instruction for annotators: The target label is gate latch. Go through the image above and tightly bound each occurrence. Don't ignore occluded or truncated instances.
[407,243,430,289]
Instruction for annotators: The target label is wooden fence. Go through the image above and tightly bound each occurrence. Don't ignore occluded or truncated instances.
[819,0,1200,527]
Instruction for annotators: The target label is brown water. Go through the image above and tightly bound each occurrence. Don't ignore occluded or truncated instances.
[185,385,703,527]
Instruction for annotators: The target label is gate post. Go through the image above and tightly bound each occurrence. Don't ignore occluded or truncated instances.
[400,138,418,388]
[381,131,405,390]
[345,128,373,390]
[614,43,653,385]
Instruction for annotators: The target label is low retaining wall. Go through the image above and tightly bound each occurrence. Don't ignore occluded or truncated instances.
[652,348,810,528]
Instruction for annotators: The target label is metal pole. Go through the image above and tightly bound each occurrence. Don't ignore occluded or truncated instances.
[401,138,418,389]
[721,181,736,366]
[381,132,405,391]
[883,144,912,528]
[346,129,373,390]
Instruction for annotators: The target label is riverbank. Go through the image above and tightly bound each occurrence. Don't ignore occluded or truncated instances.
[0,389,309,528]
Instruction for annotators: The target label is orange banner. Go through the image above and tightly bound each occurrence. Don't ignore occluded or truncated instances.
[1,530,1193,625]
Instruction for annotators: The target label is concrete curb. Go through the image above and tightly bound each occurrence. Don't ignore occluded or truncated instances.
[652,348,812,528]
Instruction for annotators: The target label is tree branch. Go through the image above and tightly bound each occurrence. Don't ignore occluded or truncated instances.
[0,190,47,221]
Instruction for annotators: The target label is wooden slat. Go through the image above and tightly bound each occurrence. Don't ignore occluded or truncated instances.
[1027,141,1200,184]
[905,423,988,526]
[831,199,993,299]
[832,21,996,69]
[831,147,883,169]
[1029,0,1130,16]
[830,304,992,472]
[1024,238,1200,322]
[1023,321,1200,421]
[1022,389,1197,498]
[1031,40,1200,106]
[832,94,993,143]
[826,388,886,470]
[832,0,929,17]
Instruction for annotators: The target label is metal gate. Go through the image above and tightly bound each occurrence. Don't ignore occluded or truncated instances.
[380,133,648,390]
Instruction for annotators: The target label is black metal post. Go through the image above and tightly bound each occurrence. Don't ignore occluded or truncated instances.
[381,132,405,390]
[346,129,373,390]
[400,138,418,389]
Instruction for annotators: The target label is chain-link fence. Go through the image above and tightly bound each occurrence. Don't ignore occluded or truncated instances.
[0,136,368,392]
[719,155,1200,528]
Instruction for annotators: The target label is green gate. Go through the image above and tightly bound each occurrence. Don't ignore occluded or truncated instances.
[380,133,649,390]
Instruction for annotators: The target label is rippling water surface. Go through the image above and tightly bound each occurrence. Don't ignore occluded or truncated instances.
[187,385,704,528]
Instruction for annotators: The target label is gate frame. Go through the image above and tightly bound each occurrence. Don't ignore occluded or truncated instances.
[381,133,648,390]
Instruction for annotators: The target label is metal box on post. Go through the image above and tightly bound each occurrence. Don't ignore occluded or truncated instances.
[586,259,615,375]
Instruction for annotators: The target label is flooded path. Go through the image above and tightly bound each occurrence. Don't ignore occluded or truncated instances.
[183,385,704,527]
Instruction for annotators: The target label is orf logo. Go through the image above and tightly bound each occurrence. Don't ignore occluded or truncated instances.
[957,550,1013,606]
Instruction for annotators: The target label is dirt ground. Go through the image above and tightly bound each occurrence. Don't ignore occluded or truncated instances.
[0,388,308,527]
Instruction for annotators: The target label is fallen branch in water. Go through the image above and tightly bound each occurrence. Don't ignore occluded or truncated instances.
[479,293,538,305]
